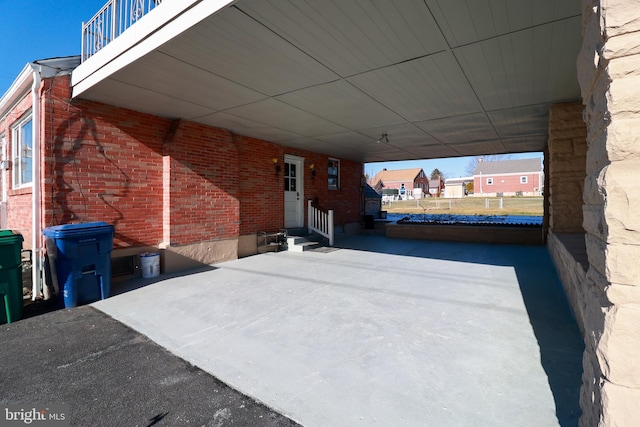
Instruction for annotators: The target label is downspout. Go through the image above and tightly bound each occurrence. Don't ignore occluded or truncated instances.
[29,65,43,301]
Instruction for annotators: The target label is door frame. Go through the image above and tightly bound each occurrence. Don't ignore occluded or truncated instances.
[284,154,305,228]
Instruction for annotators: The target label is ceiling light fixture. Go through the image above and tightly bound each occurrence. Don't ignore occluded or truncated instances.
[376,133,389,144]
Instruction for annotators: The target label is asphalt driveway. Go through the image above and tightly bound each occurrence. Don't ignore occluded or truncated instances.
[0,305,299,426]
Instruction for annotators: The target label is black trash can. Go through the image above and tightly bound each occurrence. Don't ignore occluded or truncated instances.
[364,215,375,230]
[42,222,114,308]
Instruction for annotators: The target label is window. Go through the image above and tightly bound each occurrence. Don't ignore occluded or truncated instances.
[0,134,5,198]
[12,113,33,188]
[486,177,493,185]
[520,176,528,184]
[284,162,297,191]
[328,158,339,190]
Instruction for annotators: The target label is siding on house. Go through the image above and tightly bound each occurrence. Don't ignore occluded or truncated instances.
[428,176,445,197]
[371,168,429,196]
[473,159,543,196]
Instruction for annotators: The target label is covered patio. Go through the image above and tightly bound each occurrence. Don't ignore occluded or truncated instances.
[61,0,640,422]
[94,235,583,426]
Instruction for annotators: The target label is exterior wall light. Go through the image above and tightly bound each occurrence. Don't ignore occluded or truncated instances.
[309,163,316,179]
[272,157,281,176]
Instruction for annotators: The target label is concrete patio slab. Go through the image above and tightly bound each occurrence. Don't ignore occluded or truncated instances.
[94,235,584,427]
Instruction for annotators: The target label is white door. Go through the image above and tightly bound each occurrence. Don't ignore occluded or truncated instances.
[284,155,304,228]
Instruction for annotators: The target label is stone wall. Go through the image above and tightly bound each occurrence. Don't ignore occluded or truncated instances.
[548,102,587,233]
[546,101,588,340]
[577,0,640,425]
[547,233,588,335]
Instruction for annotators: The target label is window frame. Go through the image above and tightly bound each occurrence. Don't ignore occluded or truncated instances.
[0,133,5,200]
[486,177,493,185]
[11,112,33,189]
[284,161,298,192]
[328,158,340,190]
[520,176,528,184]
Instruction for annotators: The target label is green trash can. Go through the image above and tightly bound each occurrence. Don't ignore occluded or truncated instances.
[0,230,24,324]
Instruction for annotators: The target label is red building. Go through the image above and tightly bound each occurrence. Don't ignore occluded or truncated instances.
[370,168,429,199]
[0,57,364,292]
[473,158,543,197]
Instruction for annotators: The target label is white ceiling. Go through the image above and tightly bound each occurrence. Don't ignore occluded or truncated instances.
[73,0,583,163]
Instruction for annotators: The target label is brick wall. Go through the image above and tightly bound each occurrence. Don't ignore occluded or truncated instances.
[414,175,429,192]
[236,136,285,234]
[4,75,363,254]
[236,135,362,234]
[0,88,34,245]
[162,121,240,245]
[42,76,165,248]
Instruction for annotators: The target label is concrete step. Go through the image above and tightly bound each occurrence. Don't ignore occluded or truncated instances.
[287,236,322,252]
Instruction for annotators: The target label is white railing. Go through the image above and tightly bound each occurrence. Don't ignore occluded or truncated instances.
[308,200,334,246]
[82,0,163,61]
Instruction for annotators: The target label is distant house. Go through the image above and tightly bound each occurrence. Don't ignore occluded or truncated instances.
[363,183,382,218]
[370,168,429,199]
[473,158,543,196]
[444,177,473,198]
[428,176,445,197]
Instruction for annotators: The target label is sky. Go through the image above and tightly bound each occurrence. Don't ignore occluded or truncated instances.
[1,1,543,175]
[365,152,542,181]
[0,0,106,94]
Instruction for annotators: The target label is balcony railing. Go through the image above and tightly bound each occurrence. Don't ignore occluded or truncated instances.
[82,0,163,61]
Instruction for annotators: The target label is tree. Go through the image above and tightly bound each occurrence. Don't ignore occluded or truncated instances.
[464,154,514,176]
[464,158,480,176]
[430,168,445,180]
[465,181,474,194]
[365,167,382,185]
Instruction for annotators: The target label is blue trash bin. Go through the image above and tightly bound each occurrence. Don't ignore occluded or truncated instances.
[42,222,114,308]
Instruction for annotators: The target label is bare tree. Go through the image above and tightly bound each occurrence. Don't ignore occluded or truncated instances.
[464,154,514,176]
[365,167,381,185]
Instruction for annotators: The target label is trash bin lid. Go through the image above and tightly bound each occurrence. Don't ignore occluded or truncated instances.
[0,230,24,244]
[42,222,113,239]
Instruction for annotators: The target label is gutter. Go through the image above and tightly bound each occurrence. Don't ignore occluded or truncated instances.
[29,65,43,301]
[28,61,77,300]
[1,59,80,301]
[28,61,76,300]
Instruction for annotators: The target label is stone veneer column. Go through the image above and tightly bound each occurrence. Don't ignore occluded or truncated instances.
[548,102,588,233]
[578,0,640,425]
[546,102,588,335]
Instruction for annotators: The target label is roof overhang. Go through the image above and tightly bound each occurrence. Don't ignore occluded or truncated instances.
[0,65,34,121]
[1,56,82,121]
[71,0,583,163]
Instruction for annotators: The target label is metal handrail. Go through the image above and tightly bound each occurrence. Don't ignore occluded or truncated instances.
[82,0,163,61]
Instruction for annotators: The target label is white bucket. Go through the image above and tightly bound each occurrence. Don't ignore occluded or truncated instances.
[140,252,160,278]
